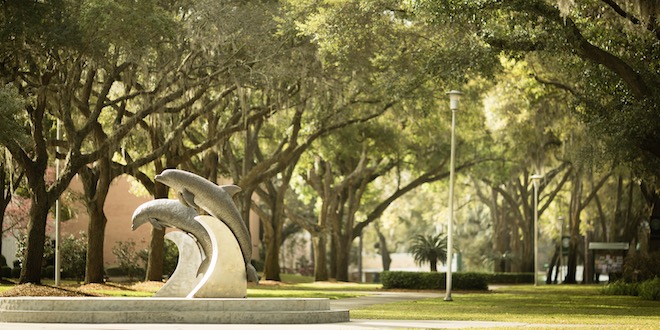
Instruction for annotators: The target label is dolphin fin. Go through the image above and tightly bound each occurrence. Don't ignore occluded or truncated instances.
[177,192,190,208]
[149,218,165,230]
[179,189,197,208]
[221,185,242,198]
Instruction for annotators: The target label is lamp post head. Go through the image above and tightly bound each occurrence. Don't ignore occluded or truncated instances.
[446,90,463,110]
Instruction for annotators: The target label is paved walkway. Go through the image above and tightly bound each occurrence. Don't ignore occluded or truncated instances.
[0,291,541,329]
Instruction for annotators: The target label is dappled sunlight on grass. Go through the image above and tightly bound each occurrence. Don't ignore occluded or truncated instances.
[351,284,660,328]
[247,289,364,299]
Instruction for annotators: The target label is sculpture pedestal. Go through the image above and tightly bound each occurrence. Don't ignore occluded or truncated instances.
[187,215,247,298]
[0,297,349,324]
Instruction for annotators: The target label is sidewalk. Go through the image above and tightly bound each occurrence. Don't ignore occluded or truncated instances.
[0,291,535,329]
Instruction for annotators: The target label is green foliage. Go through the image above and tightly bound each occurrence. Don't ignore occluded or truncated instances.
[0,84,27,147]
[638,277,660,301]
[78,0,179,59]
[380,271,488,290]
[60,233,87,281]
[0,255,6,267]
[601,280,640,296]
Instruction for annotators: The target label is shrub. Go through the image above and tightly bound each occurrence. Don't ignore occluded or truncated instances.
[11,267,20,278]
[163,239,178,278]
[381,271,488,291]
[111,240,145,281]
[638,277,660,301]
[42,265,55,279]
[0,266,11,278]
[0,254,6,267]
[622,252,660,282]
[60,233,87,281]
[105,267,126,277]
[601,280,640,296]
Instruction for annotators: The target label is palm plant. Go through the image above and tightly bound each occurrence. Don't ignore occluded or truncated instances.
[409,233,447,272]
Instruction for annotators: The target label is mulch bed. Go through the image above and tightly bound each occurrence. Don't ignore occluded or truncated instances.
[0,283,100,297]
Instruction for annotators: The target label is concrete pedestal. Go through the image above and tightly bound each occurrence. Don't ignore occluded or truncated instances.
[0,297,349,324]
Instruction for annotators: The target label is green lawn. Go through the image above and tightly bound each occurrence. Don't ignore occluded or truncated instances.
[352,285,660,328]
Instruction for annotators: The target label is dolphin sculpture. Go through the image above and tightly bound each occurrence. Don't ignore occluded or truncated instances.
[131,199,213,274]
[155,169,259,283]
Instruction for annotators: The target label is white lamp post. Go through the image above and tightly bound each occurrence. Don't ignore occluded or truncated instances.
[530,173,543,286]
[55,119,61,287]
[445,90,462,301]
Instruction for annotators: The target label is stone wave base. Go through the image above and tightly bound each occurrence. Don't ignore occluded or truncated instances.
[0,297,350,324]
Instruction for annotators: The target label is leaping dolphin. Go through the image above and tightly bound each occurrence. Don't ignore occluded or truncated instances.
[131,199,213,274]
[155,169,259,283]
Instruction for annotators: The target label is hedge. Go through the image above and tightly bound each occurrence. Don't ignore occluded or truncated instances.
[380,271,535,290]
[381,271,489,290]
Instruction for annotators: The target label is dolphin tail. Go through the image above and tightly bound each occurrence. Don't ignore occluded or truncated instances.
[247,263,259,284]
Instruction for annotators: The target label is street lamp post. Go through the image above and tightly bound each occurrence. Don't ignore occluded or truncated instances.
[445,90,462,302]
[531,174,543,286]
[558,216,565,283]
[55,119,61,287]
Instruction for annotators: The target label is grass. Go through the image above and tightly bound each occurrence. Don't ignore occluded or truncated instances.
[4,276,659,328]
[351,285,660,328]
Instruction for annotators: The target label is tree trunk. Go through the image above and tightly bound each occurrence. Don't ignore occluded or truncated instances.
[329,233,337,280]
[84,201,107,284]
[0,167,8,257]
[263,217,281,281]
[430,260,437,272]
[375,227,391,271]
[565,176,582,284]
[145,183,169,281]
[80,162,113,284]
[19,186,49,284]
[650,194,660,253]
[263,235,281,281]
[335,234,350,282]
[313,234,329,281]
[146,227,165,281]
[546,244,560,284]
